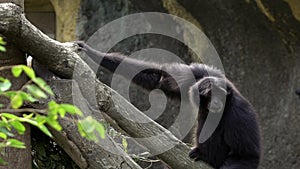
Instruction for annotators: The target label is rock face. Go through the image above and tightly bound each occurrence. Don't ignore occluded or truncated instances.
[177,0,300,169]
[77,0,300,169]
[50,0,81,42]
[77,0,194,140]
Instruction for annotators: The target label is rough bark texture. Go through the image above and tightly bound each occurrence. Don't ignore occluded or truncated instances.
[76,0,300,168]
[0,3,212,169]
[46,80,142,169]
[0,1,31,169]
[176,0,300,169]
[0,3,141,169]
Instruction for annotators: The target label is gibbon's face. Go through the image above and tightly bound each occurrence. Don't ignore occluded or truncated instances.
[206,87,226,113]
[189,77,227,113]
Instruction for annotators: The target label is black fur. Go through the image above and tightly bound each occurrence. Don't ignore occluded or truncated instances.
[296,89,300,99]
[77,41,261,169]
[189,77,261,169]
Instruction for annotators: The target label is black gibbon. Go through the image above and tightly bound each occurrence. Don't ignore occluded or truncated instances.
[77,41,261,169]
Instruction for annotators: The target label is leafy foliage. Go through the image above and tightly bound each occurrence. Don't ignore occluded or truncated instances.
[0,38,106,164]
[0,37,6,52]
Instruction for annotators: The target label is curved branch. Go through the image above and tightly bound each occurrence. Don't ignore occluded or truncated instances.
[0,3,212,169]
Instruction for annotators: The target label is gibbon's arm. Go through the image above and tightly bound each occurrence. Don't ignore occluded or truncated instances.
[76,42,227,95]
[77,41,163,90]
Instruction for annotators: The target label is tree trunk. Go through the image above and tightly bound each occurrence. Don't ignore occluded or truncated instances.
[0,1,31,169]
[0,4,212,168]
[48,80,143,169]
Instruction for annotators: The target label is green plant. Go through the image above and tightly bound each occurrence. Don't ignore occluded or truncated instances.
[0,37,6,52]
[0,39,105,164]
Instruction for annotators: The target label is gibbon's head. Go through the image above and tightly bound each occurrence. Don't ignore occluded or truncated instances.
[189,76,230,113]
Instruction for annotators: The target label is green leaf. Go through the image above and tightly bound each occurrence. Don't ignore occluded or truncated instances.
[22,66,35,79]
[0,46,6,52]
[6,139,25,148]
[32,77,54,95]
[0,157,7,165]
[20,117,52,137]
[11,66,23,77]
[48,100,58,107]
[2,91,17,98]
[1,116,8,124]
[0,37,6,45]
[23,113,34,119]
[1,113,19,119]
[122,137,128,152]
[59,104,83,116]
[0,132,7,139]
[26,84,47,99]
[95,122,105,139]
[77,122,86,137]
[10,121,26,134]
[77,117,105,141]
[47,113,58,121]
[18,117,37,125]
[19,92,37,102]
[77,123,97,141]
[0,78,11,92]
[37,125,52,137]
[58,108,66,117]
[0,127,14,137]
[79,116,95,133]
[35,115,46,125]
[48,100,59,115]
[46,119,62,131]
[11,93,23,109]
[77,118,97,141]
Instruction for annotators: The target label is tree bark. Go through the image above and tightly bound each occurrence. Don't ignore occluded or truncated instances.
[0,1,31,169]
[30,79,142,169]
[0,3,212,169]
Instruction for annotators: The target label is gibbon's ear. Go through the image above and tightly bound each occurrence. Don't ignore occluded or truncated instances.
[219,79,232,96]
[226,85,232,95]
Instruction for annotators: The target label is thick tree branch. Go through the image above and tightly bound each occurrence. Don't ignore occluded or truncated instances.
[0,3,141,169]
[0,3,212,169]
[49,80,142,169]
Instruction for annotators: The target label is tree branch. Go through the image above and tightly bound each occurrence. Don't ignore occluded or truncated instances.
[0,3,212,169]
